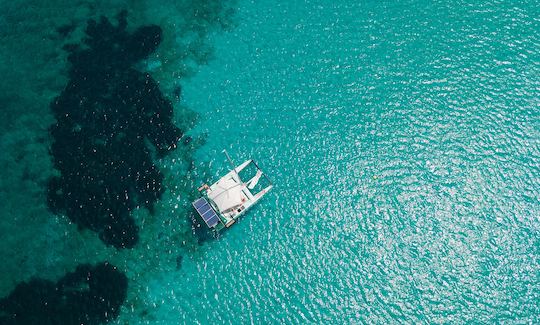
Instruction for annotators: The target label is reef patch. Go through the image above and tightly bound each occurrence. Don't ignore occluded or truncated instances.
[0,262,127,325]
[47,12,183,248]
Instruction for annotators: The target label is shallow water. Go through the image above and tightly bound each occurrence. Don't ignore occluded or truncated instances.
[178,0,540,323]
[1,0,539,323]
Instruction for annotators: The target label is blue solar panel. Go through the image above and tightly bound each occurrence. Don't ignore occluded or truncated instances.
[192,197,220,228]
[205,214,219,227]
[193,198,207,209]
[198,204,211,215]
[202,209,214,218]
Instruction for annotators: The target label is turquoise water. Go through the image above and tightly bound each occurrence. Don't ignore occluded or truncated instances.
[0,0,539,323]
[176,0,540,323]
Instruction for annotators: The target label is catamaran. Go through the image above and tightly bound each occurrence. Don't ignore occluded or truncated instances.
[192,150,273,231]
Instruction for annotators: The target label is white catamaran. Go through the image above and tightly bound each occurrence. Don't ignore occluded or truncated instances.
[192,150,273,231]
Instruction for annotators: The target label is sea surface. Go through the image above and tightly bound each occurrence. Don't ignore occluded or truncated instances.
[0,0,539,324]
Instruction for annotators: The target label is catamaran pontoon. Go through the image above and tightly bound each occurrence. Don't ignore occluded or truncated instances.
[192,150,273,231]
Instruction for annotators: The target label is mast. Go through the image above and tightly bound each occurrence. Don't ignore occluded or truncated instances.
[223,149,242,183]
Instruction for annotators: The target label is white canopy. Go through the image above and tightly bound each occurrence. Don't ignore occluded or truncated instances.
[207,178,246,212]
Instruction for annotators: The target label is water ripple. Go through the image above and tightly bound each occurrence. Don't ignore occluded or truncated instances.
[167,0,540,323]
